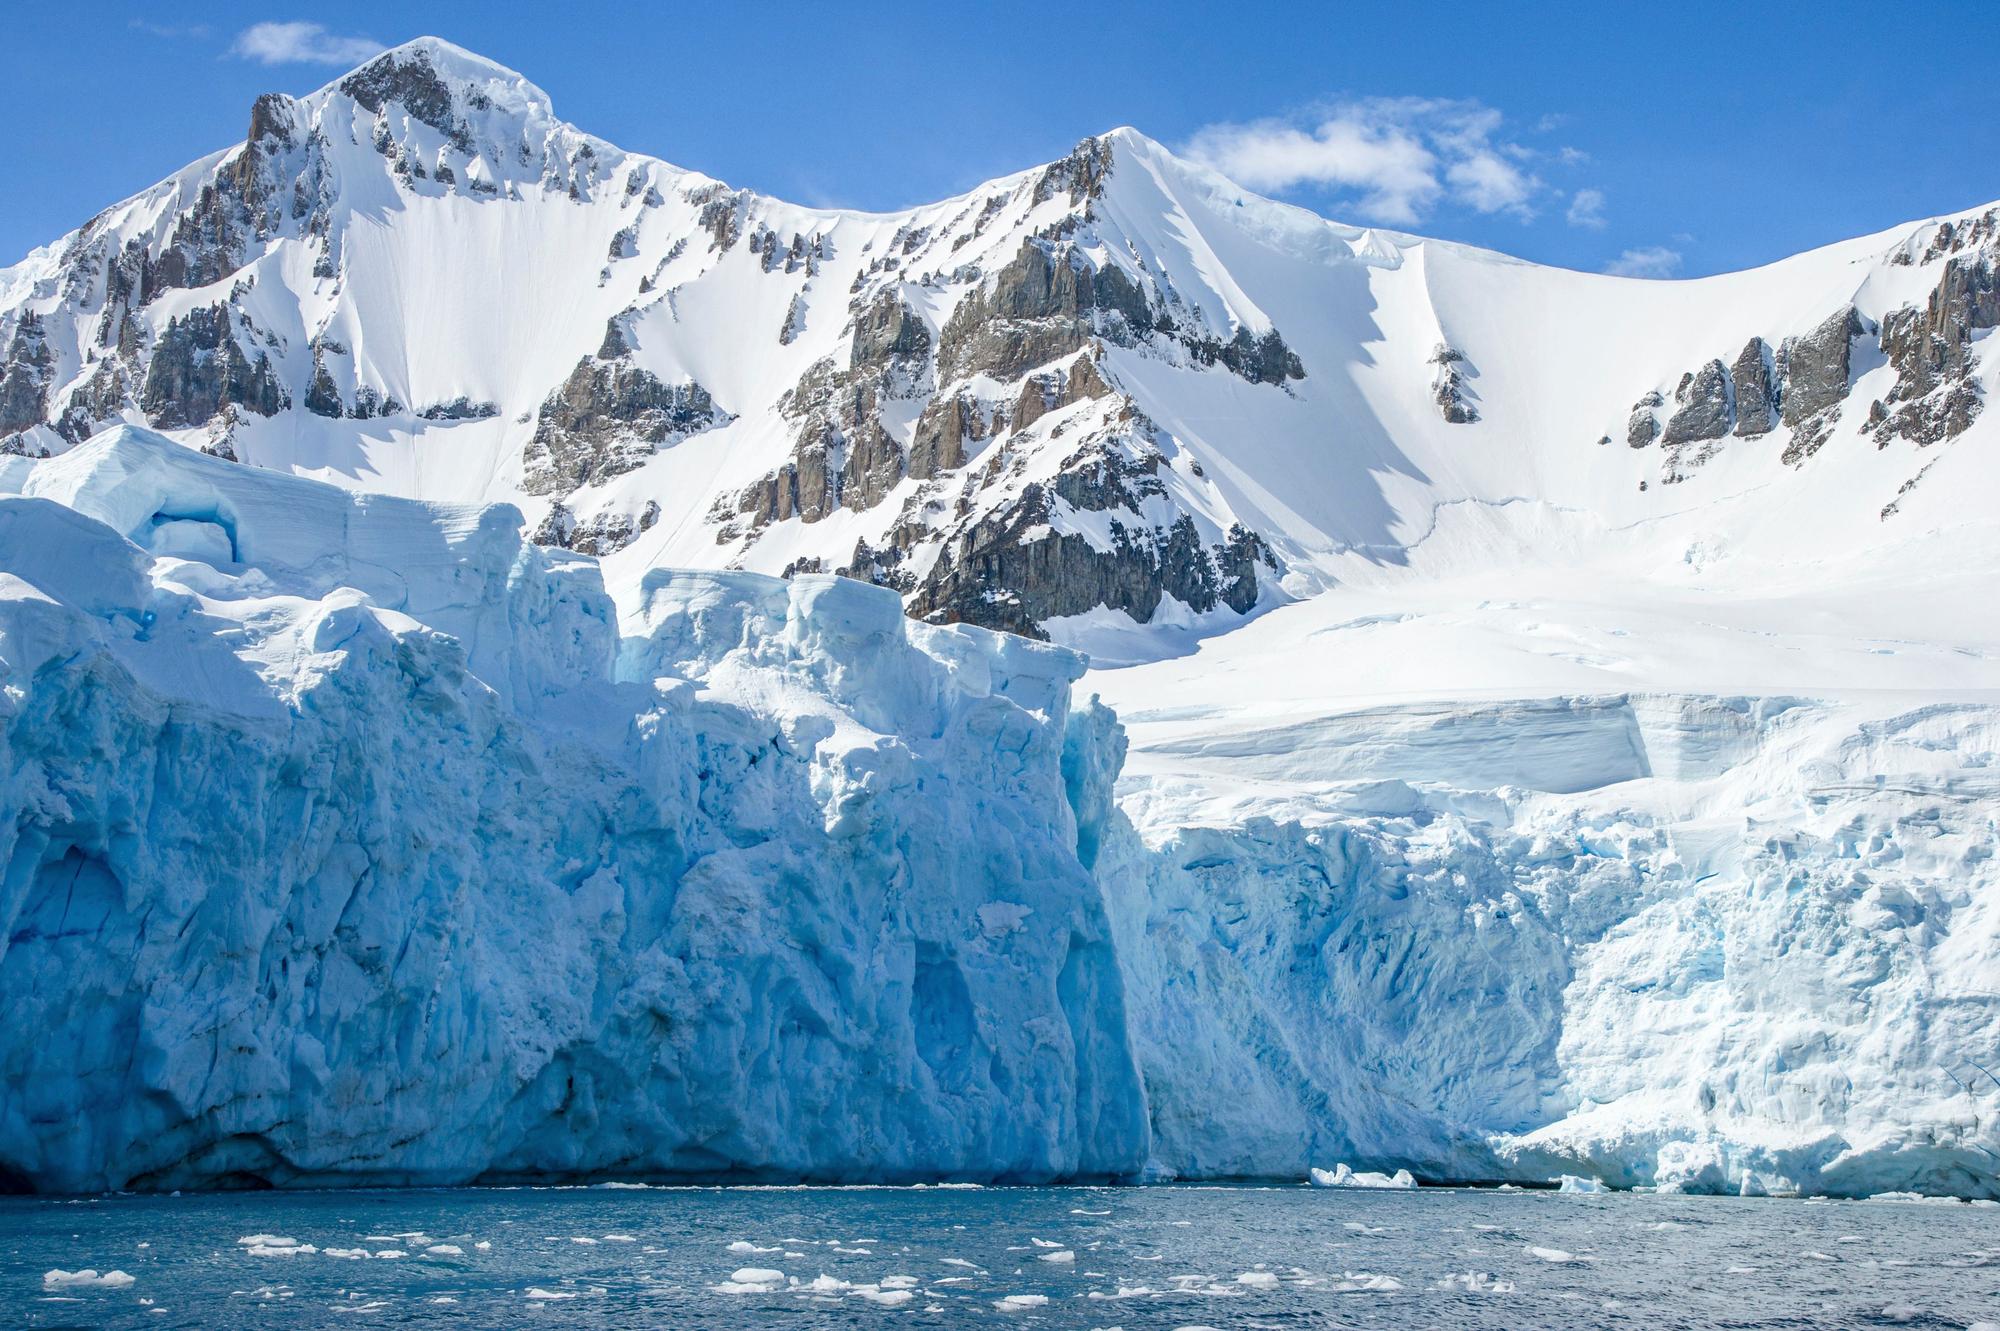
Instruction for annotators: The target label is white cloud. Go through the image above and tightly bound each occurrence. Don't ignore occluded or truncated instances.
[1566,188,1607,229]
[1183,98,1545,226]
[229,21,383,66]
[1603,245,1683,278]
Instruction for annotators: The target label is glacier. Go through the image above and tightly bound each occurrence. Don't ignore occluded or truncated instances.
[0,426,1145,1191]
[1,425,1996,1199]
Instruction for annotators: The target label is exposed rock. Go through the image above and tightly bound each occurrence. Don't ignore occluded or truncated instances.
[304,339,345,418]
[1872,251,1996,447]
[419,397,500,421]
[139,306,287,429]
[1428,344,1478,424]
[904,442,1277,638]
[522,356,726,496]
[1015,352,1114,433]
[850,292,931,371]
[779,293,807,346]
[908,392,988,480]
[1626,390,1662,449]
[1194,326,1306,385]
[1034,135,1115,207]
[531,498,661,555]
[1730,337,1777,436]
[1779,305,1864,427]
[339,47,471,150]
[1662,359,1732,444]
[936,240,1156,382]
[0,313,54,435]
[54,355,131,443]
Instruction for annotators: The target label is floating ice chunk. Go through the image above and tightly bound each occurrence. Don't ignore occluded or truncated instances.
[473,1241,492,1251]
[1028,1237,1063,1248]
[1343,1221,1389,1234]
[804,1274,851,1293]
[715,1268,787,1294]
[525,1288,576,1300]
[994,1293,1049,1310]
[1556,1175,1607,1193]
[856,1288,914,1306]
[1310,1164,1416,1189]
[373,1250,407,1260]
[1331,1272,1404,1292]
[1526,1246,1593,1263]
[43,1269,136,1289]
[728,1241,782,1254]
[426,1244,464,1257]
[1039,1250,1076,1264]
[602,1234,636,1243]
[1236,1271,1280,1289]
[1438,1272,1515,1293]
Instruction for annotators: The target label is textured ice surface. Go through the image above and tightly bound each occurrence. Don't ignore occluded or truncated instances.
[0,427,1143,1191]
[2,426,1998,1198]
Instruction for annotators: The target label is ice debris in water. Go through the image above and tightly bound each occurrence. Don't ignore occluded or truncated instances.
[1556,1175,1608,1193]
[44,1269,136,1289]
[1311,1164,1417,1189]
[715,1268,786,1294]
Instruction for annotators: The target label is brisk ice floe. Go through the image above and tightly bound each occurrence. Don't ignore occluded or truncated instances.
[43,1269,136,1289]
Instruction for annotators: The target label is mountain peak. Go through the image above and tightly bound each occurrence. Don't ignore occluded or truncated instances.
[318,35,554,127]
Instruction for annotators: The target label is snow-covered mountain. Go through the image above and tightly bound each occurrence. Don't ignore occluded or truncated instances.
[1,38,1997,1197]
[5,37,1994,652]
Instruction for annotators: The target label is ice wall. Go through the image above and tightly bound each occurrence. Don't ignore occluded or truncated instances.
[0,427,1146,1191]
[1082,694,2000,1198]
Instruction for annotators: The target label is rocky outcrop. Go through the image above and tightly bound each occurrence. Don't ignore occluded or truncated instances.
[531,497,661,554]
[522,356,726,496]
[908,392,989,480]
[1730,337,1777,436]
[1626,391,1663,448]
[339,48,469,149]
[1034,135,1116,207]
[0,313,54,436]
[1662,358,1732,445]
[1014,352,1113,434]
[139,306,287,429]
[733,294,936,527]
[904,441,1277,638]
[1872,250,1995,447]
[1778,306,1864,465]
[1429,344,1478,424]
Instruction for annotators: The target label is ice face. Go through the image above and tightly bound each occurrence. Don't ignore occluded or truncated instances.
[0,426,1145,1191]
[1,425,1996,1198]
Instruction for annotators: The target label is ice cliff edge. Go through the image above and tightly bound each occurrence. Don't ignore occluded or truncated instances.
[0,425,1146,1191]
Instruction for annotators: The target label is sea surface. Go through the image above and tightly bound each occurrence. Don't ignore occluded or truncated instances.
[3,1183,1995,1329]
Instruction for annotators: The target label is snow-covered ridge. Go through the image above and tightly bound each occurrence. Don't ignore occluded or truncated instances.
[0,38,1994,655]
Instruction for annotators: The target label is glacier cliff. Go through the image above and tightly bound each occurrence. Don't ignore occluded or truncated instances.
[0,426,1145,1191]
[2,426,1997,1199]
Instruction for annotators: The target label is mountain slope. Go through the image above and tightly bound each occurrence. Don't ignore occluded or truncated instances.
[3,37,1995,657]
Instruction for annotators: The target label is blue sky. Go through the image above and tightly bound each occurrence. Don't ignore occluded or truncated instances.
[5,1,1997,277]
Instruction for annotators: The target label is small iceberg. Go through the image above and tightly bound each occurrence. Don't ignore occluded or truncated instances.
[1556,1174,1608,1194]
[1310,1163,1417,1189]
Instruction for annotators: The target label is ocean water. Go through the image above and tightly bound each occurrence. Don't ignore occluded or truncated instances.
[4,1183,1995,1329]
